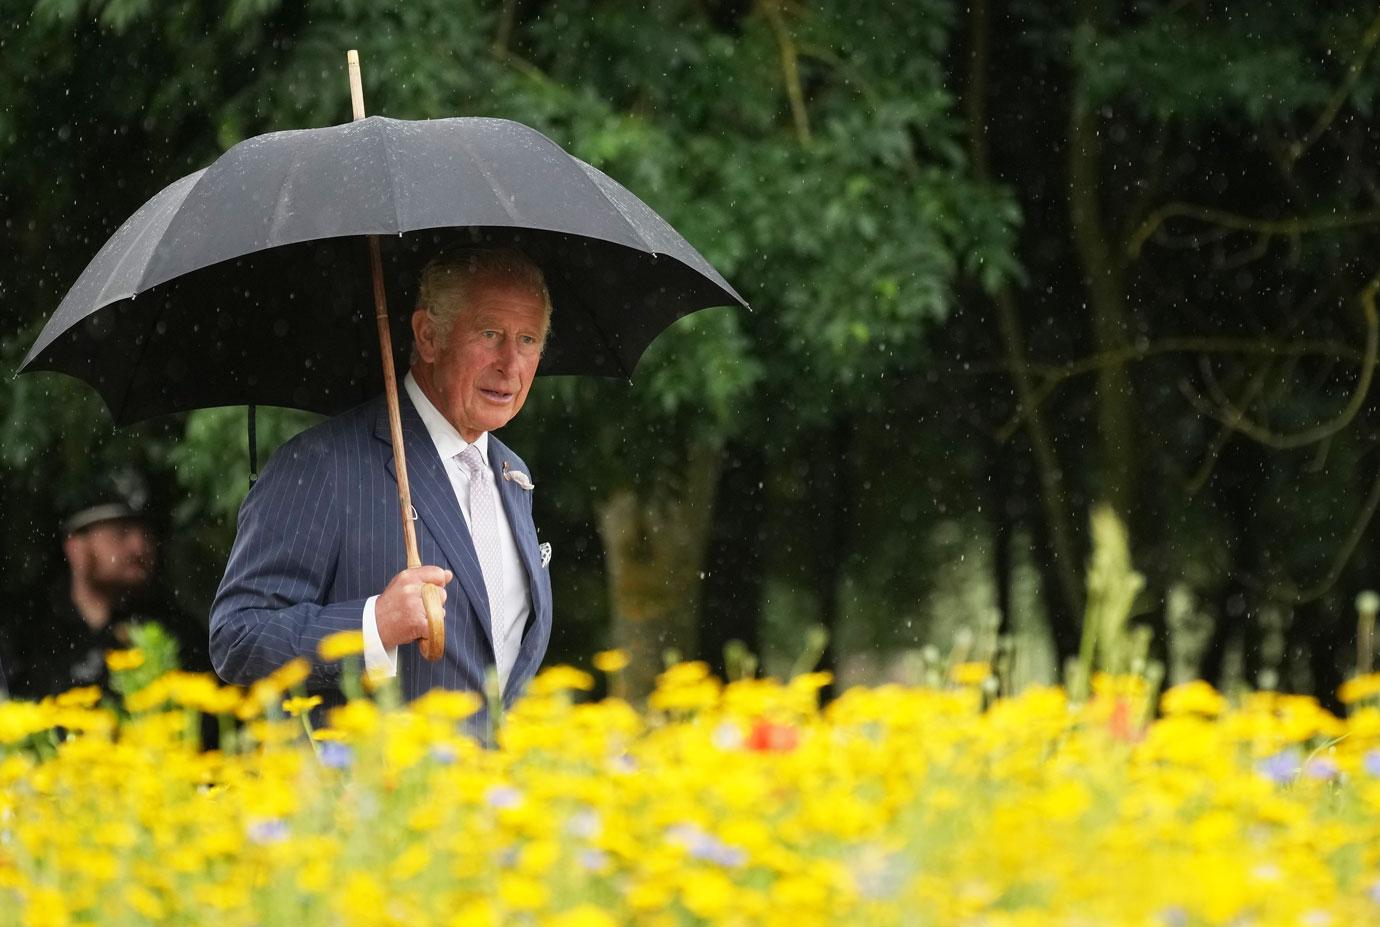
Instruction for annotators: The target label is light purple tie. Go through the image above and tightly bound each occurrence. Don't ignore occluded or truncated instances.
[458,445,505,663]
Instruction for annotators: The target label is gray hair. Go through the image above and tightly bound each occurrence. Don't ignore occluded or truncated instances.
[411,248,552,361]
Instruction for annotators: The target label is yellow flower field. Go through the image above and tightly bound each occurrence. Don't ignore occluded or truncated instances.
[3,658,1380,926]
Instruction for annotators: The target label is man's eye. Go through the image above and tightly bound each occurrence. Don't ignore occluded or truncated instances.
[482,330,499,339]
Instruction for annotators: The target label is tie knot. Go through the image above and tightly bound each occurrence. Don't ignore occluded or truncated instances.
[458,444,487,478]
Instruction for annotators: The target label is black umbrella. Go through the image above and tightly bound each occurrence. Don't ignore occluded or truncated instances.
[20,108,745,424]
[20,52,745,660]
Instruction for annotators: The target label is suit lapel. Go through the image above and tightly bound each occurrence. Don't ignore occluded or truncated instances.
[375,393,494,650]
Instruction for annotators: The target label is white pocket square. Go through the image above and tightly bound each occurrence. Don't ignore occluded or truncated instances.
[502,461,535,491]
[539,542,552,569]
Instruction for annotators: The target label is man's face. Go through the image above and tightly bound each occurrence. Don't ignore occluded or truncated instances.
[411,275,548,442]
[67,519,154,593]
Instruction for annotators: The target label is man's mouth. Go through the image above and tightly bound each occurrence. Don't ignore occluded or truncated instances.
[479,388,515,403]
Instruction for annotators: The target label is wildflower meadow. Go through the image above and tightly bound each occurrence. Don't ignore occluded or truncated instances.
[2,632,1380,927]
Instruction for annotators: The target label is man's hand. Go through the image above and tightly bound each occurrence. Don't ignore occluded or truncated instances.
[376,566,452,649]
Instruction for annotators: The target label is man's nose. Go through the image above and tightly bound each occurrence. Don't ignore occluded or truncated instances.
[495,337,520,369]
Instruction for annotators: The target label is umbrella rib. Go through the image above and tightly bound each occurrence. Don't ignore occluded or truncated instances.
[568,289,633,380]
[113,291,171,424]
[266,138,312,245]
[454,135,525,225]
[131,163,222,295]
[376,118,405,232]
[573,163,660,255]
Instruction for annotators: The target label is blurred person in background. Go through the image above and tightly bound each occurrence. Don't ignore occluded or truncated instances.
[5,476,211,699]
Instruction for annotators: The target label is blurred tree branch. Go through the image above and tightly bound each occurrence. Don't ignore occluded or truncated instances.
[1269,461,1380,605]
[1287,8,1380,165]
[759,0,812,146]
[992,335,1364,442]
[494,0,518,55]
[1178,273,1380,450]
[1069,0,1138,520]
[1185,361,1273,497]
[1128,203,1380,261]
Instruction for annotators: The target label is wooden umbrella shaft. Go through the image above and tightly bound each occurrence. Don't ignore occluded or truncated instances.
[348,50,444,661]
[367,233,422,569]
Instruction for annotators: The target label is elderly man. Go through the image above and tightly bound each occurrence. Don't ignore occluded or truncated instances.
[210,248,553,706]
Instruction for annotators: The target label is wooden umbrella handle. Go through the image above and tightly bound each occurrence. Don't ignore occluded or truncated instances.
[348,50,446,662]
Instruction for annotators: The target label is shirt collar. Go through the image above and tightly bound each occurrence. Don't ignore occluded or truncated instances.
[403,371,489,465]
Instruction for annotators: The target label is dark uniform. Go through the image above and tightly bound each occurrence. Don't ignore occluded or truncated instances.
[6,583,211,700]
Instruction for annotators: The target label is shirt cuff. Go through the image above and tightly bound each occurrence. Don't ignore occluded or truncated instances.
[362,595,399,677]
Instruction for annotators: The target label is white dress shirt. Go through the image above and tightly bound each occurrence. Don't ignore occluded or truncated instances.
[362,372,532,690]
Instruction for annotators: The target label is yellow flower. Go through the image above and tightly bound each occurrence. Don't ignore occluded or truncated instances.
[950,662,992,686]
[593,649,629,673]
[1338,673,1380,705]
[789,670,834,693]
[159,672,236,713]
[410,689,483,720]
[499,873,550,911]
[528,665,595,695]
[1160,680,1228,717]
[319,630,365,661]
[327,699,380,736]
[0,701,52,744]
[269,658,312,690]
[336,872,386,924]
[649,678,721,713]
[282,695,323,717]
[198,685,244,716]
[658,661,712,687]
[52,686,103,709]
[24,886,71,927]
[124,885,166,919]
[680,869,737,919]
[389,845,431,881]
[123,682,167,713]
[542,905,619,927]
[449,900,499,927]
[247,719,302,745]
[104,648,145,672]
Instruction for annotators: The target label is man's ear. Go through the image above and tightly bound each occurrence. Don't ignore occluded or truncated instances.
[61,534,83,568]
[411,309,437,364]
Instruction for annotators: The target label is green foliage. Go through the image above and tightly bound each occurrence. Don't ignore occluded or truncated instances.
[1074,15,1333,124]
[171,406,321,524]
[108,621,180,699]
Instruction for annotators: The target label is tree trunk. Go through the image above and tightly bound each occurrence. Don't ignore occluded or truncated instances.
[1067,28,1138,523]
[1199,582,1250,689]
[1199,439,1269,688]
[988,443,1013,638]
[1028,494,1083,667]
[700,443,766,677]
[597,442,722,701]
[1297,595,1345,715]
[963,0,1086,654]
[811,418,854,691]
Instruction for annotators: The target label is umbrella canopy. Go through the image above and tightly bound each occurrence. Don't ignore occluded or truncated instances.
[20,115,746,424]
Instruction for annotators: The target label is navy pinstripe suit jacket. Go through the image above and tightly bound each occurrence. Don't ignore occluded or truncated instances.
[209,389,553,707]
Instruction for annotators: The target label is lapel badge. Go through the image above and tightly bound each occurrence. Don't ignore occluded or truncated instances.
[502,460,535,491]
